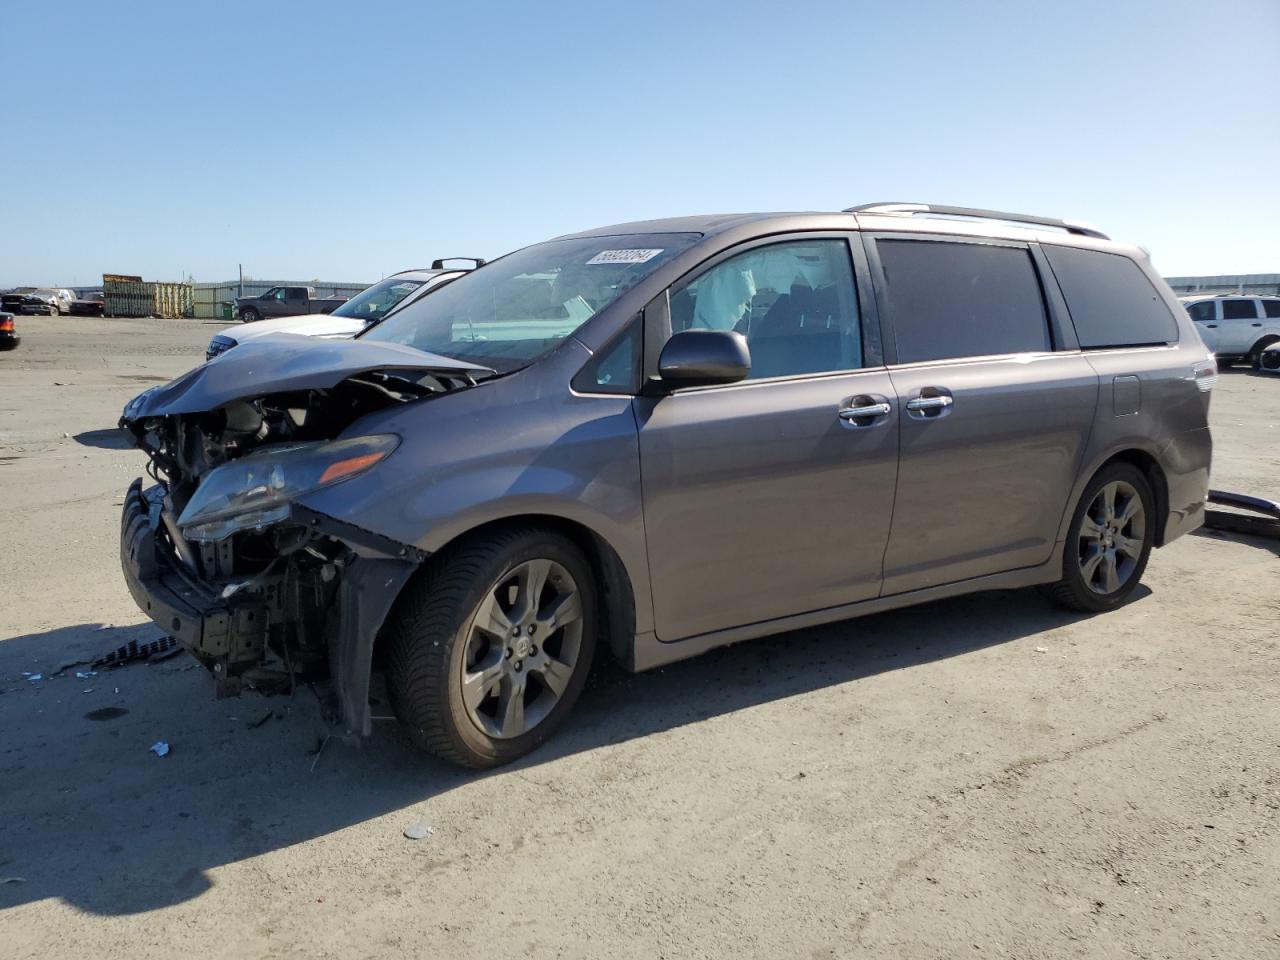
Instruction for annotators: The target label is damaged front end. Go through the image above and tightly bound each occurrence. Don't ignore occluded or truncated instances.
[117,335,490,735]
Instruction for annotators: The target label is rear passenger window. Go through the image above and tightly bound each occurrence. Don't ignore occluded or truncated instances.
[876,239,1050,363]
[1264,300,1280,319]
[670,239,862,379]
[1221,299,1259,320]
[1043,246,1179,348]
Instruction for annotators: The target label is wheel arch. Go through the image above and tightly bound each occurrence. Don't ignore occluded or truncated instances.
[1060,447,1171,548]
[373,513,638,675]
[1249,334,1280,362]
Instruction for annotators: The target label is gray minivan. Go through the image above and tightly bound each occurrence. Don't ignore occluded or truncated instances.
[119,203,1215,768]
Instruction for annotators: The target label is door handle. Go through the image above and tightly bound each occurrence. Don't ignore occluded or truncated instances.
[1251,322,1262,327]
[838,401,891,421]
[1206,324,1218,328]
[905,395,953,412]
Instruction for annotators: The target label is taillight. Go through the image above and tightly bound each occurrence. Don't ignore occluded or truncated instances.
[0,317,14,333]
[1192,357,1217,393]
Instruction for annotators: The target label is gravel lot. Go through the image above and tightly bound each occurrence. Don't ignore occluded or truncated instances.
[2,315,1278,959]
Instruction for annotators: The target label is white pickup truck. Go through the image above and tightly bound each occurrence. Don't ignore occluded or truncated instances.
[1182,294,1280,369]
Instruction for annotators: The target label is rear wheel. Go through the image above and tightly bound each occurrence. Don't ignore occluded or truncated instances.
[1042,463,1155,613]
[386,527,597,769]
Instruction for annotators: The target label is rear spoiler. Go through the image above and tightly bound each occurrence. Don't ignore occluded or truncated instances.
[431,257,486,270]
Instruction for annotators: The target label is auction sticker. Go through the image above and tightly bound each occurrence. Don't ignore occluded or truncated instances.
[586,249,664,265]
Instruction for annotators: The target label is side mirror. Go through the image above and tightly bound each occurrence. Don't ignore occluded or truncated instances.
[656,330,750,390]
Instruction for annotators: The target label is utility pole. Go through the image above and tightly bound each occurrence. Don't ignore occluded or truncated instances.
[238,263,244,299]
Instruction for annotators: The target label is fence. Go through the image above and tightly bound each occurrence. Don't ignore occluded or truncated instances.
[1166,274,1280,297]
[191,279,372,319]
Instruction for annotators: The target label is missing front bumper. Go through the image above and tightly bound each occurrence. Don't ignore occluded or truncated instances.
[120,478,421,733]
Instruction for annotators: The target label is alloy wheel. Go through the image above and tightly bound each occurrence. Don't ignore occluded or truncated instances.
[460,558,584,739]
[1077,480,1146,595]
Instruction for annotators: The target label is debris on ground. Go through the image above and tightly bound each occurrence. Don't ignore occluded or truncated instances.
[1034,646,1048,653]
[247,709,276,729]
[75,671,97,680]
[150,741,170,757]
[94,636,178,669]
[48,658,92,677]
[403,822,435,840]
[0,877,26,885]
[26,674,43,682]
[309,733,331,773]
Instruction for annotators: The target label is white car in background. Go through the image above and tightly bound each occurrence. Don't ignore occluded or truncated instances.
[1181,294,1280,369]
[205,264,476,360]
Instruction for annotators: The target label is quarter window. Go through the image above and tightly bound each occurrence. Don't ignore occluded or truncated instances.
[1221,299,1259,320]
[1042,246,1179,348]
[1264,300,1280,319]
[670,239,862,379]
[876,239,1051,363]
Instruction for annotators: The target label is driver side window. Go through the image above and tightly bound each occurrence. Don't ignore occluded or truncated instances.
[670,239,862,379]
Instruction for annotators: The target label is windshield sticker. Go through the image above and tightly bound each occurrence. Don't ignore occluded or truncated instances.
[586,249,664,265]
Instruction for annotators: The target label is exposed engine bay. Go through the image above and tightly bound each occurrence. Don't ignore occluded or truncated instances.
[118,350,487,735]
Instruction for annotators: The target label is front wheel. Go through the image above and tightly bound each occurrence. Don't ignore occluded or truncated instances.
[1041,463,1155,613]
[48,304,59,316]
[386,527,597,769]
[239,307,260,323]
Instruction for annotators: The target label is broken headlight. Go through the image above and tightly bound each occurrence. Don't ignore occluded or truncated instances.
[178,434,399,542]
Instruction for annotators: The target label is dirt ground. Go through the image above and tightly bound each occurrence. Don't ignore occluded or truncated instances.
[1,315,1277,960]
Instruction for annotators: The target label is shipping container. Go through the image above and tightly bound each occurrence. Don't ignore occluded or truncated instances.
[103,277,194,318]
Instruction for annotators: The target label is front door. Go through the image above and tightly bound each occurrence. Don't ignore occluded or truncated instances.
[636,237,899,641]
[1186,300,1221,352]
[868,235,1098,595]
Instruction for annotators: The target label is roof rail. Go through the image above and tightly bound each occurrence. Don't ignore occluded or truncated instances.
[844,202,1110,241]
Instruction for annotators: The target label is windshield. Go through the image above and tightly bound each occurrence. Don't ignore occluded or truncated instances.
[362,233,700,371]
[331,276,429,321]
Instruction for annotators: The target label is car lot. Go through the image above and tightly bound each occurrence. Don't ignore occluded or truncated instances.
[2,315,1278,959]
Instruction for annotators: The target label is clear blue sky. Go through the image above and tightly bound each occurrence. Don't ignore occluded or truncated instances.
[3,0,1276,287]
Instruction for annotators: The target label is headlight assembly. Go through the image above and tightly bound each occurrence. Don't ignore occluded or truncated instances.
[178,434,399,542]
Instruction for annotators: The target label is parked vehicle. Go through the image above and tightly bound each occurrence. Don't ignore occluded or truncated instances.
[234,286,349,323]
[206,268,469,361]
[0,311,18,349]
[2,288,74,315]
[69,291,106,316]
[1181,294,1280,368]
[119,203,1214,769]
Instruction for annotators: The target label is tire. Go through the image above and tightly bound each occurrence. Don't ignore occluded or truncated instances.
[1041,462,1155,613]
[48,304,59,316]
[239,308,260,323]
[386,526,597,769]
[1249,338,1280,370]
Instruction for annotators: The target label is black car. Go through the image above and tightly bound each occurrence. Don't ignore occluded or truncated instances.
[0,312,19,350]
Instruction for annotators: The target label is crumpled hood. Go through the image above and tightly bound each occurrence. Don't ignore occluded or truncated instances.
[121,332,492,420]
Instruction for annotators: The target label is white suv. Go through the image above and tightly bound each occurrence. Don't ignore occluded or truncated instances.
[1182,294,1280,368]
[205,267,466,361]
